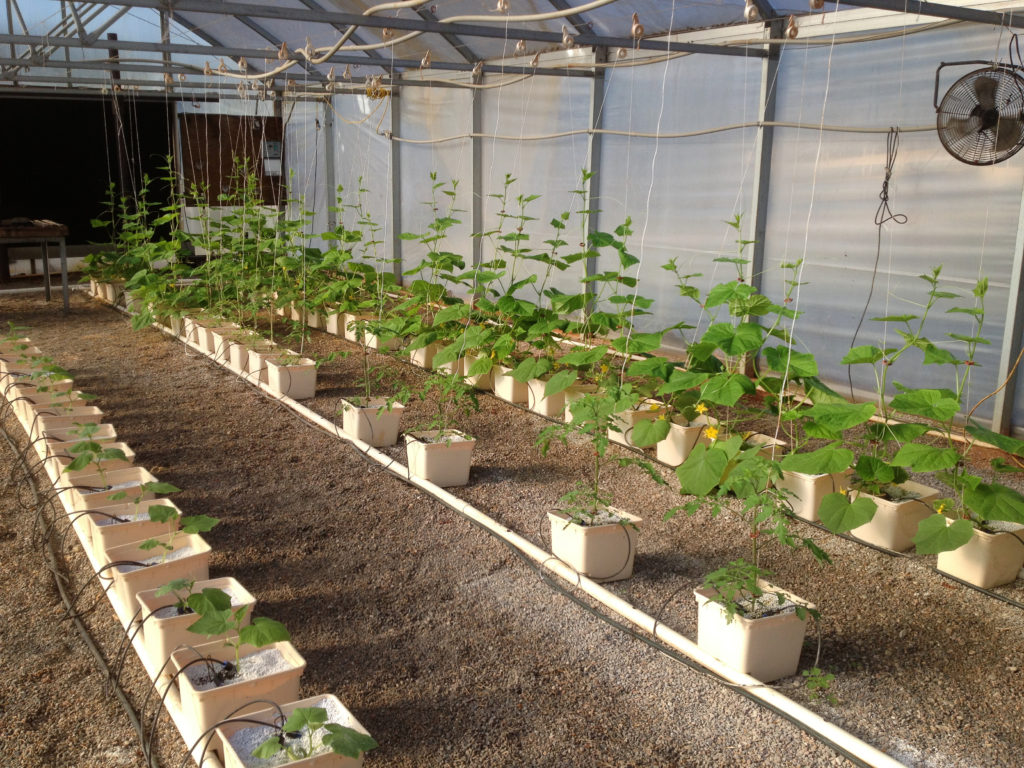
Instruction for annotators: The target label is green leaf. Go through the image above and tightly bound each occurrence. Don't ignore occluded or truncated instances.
[891,443,959,472]
[871,314,918,322]
[432,341,464,368]
[238,616,291,647]
[282,706,329,734]
[322,724,379,758]
[920,343,958,366]
[626,356,673,380]
[558,346,608,367]
[251,737,284,759]
[702,322,763,356]
[764,347,818,377]
[965,422,1024,457]
[841,345,884,365]
[657,370,710,395]
[913,514,974,554]
[180,514,220,534]
[65,453,95,473]
[544,368,577,398]
[700,373,754,407]
[866,421,930,443]
[964,482,1024,524]
[803,402,876,439]
[511,356,551,383]
[889,389,959,421]
[818,492,877,533]
[186,587,233,617]
[142,481,182,495]
[676,444,729,496]
[466,355,493,377]
[432,302,471,325]
[631,417,670,448]
[144,503,179,523]
[610,332,663,355]
[186,608,232,637]
[779,446,853,475]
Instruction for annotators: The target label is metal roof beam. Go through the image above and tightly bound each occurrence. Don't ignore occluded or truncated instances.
[414,6,477,64]
[233,14,325,81]
[82,0,766,58]
[749,0,779,22]
[545,0,593,35]
[0,33,596,78]
[291,0,386,62]
[833,0,1024,28]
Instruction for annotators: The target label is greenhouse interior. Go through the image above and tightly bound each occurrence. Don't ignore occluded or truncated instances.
[3,1,1024,767]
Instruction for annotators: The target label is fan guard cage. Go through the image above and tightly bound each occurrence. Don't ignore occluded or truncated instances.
[937,66,1024,165]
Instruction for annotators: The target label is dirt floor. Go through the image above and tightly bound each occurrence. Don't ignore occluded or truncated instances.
[1,289,1023,768]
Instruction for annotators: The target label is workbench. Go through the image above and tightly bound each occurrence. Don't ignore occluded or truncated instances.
[0,219,70,312]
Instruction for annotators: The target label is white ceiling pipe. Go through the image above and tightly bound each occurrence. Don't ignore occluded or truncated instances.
[128,305,906,768]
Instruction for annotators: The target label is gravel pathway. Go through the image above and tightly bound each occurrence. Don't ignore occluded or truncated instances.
[2,290,1023,768]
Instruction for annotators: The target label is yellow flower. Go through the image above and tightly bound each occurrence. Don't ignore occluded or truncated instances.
[936,502,946,515]
[839,488,848,496]
[600,364,609,374]
[695,402,708,415]
[657,413,667,421]
[648,403,659,411]
[705,426,719,441]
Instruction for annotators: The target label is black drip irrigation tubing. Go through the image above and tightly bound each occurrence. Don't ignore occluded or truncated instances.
[0,416,161,768]
[98,301,894,768]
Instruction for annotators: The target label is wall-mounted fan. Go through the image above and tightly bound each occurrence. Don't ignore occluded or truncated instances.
[934,61,1024,165]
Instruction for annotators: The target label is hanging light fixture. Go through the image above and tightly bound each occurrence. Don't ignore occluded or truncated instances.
[744,0,759,22]
[163,72,173,86]
[786,15,799,38]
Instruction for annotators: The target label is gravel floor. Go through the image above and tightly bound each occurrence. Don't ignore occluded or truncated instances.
[1,290,1023,768]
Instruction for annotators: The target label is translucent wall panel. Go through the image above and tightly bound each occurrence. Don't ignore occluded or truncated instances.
[284,100,329,243]
[331,93,392,265]
[599,51,762,348]
[399,83,474,291]
[479,55,595,308]
[763,24,1024,423]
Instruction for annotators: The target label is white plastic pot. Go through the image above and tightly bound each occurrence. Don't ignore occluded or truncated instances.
[774,468,852,523]
[547,508,641,583]
[340,399,404,447]
[609,400,665,448]
[694,580,813,683]
[936,522,1024,589]
[656,415,718,466]
[266,353,317,400]
[493,365,527,404]
[405,430,475,487]
[849,480,939,551]
[526,377,565,419]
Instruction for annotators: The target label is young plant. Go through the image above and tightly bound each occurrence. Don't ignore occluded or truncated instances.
[154,577,197,615]
[186,588,290,679]
[252,706,379,763]
[62,422,128,486]
[136,494,218,562]
[538,386,666,525]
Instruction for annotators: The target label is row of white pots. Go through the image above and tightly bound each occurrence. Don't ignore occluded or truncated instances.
[4,324,375,767]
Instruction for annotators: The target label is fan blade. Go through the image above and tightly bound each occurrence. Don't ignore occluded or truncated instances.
[974,75,999,111]
[943,115,980,140]
[994,115,1024,153]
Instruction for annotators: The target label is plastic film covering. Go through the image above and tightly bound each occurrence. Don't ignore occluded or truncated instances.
[398,80,474,294]
[762,23,1023,425]
[597,50,762,349]
[284,100,331,243]
[478,50,596,307]
[328,93,392,266]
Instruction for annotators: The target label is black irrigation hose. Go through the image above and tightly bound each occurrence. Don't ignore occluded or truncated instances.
[0,419,161,768]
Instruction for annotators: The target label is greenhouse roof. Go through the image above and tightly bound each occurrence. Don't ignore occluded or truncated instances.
[1,0,1023,97]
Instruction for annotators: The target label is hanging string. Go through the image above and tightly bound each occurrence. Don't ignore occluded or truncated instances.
[847,126,907,399]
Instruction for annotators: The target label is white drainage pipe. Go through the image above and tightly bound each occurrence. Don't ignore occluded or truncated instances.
[118,304,905,768]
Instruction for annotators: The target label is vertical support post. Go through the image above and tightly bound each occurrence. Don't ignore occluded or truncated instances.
[471,68,483,278]
[745,21,782,291]
[584,47,607,314]
[6,0,14,62]
[990,179,1024,433]
[59,237,69,314]
[323,96,337,233]
[389,89,403,284]
[41,241,51,301]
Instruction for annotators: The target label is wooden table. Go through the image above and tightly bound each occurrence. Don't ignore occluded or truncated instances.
[0,219,70,312]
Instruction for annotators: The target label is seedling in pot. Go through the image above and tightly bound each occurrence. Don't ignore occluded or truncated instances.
[137,497,218,562]
[186,588,290,682]
[252,706,379,762]
[63,422,128,487]
[154,577,198,616]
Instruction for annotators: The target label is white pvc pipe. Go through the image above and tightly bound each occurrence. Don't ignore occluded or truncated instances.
[116,302,904,768]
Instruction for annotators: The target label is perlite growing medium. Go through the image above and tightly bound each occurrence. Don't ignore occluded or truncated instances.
[183,647,288,691]
[226,696,354,767]
[737,592,797,620]
[115,545,196,573]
